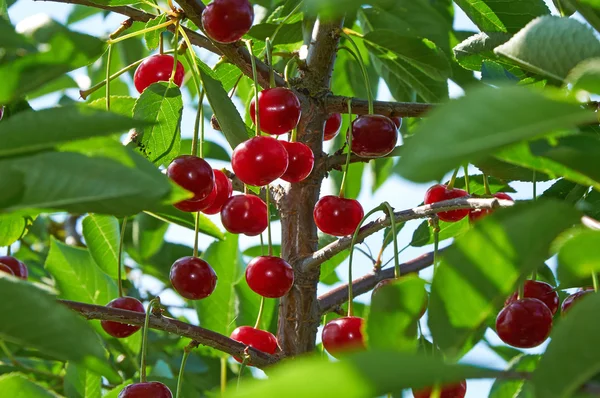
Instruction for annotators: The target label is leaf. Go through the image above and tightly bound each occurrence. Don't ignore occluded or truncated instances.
[179,139,231,162]
[82,214,122,280]
[489,355,540,398]
[0,373,60,397]
[318,235,351,283]
[144,14,167,50]
[0,214,26,246]
[452,174,516,196]
[130,242,192,283]
[88,96,136,117]
[332,162,364,199]
[0,18,35,51]
[65,362,102,398]
[371,157,394,193]
[453,32,512,71]
[395,85,596,183]
[235,280,277,332]
[410,218,470,247]
[131,212,168,260]
[428,201,580,357]
[67,5,104,25]
[540,178,589,205]
[567,58,600,95]
[453,0,549,33]
[556,229,600,289]
[145,205,224,240]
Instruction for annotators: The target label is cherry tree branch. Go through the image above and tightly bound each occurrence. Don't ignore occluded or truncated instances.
[325,95,434,117]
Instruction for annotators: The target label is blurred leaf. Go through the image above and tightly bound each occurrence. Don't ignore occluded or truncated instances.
[27,75,78,99]
[82,214,122,280]
[541,178,589,204]
[557,229,600,288]
[235,279,277,332]
[453,32,511,71]
[318,235,351,283]
[371,157,394,193]
[65,362,102,398]
[452,174,516,196]
[332,162,364,199]
[411,218,470,247]
[145,205,224,240]
[0,18,34,50]
[243,245,281,258]
[567,58,600,95]
[179,139,231,161]
[144,14,167,50]
[131,212,168,260]
[490,355,540,398]
[88,96,136,117]
[0,214,26,246]
[454,0,549,33]
[131,242,192,283]
[66,5,104,25]
[0,373,61,397]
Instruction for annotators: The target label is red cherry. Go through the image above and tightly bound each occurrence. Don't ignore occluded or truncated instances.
[314,196,364,237]
[0,263,15,276]
[232,136,289,186]
[221,194,268,236]
[350,115,398,158]
[324,113,342,141]
[202,0,254,44]
[469,192,514,222]
[413,380,467,398]
[230,326,278,364]
[322,316,365,357]
[280,141,314,183]
[202,170,233,215]
[562,290,594,315]
[391,116,402,130]
[246,256,294,298]
[496,298,553,348]
[101,297,145,338]
[118,382,172,398]
[133,54,184,94]
[424,184,469,222]
[170,256,217,300]
[0,256,28,279]
[372,279,428,318]
[250,88,302,136]
[167,155,215,203]
[505,280,559,315]
[173,184,217,212]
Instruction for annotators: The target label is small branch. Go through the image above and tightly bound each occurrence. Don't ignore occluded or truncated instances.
[325,95,434,117]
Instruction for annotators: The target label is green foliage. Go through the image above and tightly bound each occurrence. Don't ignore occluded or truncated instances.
[557,229,600,288]
[82,214,122,279]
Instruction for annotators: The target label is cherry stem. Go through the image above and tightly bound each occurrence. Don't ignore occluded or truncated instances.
[265,185,273,256]
[517,283,525,300]
[382,202,400,279]
[167,0,175,11]
[190,90,205,158]
[107,19,175,44]
[237,355,249,390]
[463,164,470,194]
[339,99,354,198]
[482,174,492,196]
[105,45,113,111]
[446,167,460,190]
[140,297,160,383]
[117,218,128,298]
[380,244,409,269]
[338,44,373,114]
[431,217,440,273]
[266,38,275,89]
[169,20,181,83]
[179,26,201,78]
[254,296,266,329]
[193,212,200,258]
[245,40,261,137]
[290,128,298,143]
[159,32,164,54]
[592,273,599,293]
[176,341,198,398]
[220,356,227,394]
[6,245,11,256]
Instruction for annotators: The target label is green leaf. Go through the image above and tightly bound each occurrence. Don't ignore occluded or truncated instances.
[453,0,549,33]
[179,139,231,161]
[318,235,351,283]
[567,58,600,95]
[395,85,596,183]
[332,162,364,199]
[0,18,35,51]
[453,32,512,71]
[82,214,122,280]
[66,5,104,25]
[144,14,167,50]
[540,178,589,205]
[490,355,540,398]
[371,157,394,193]
[452,174,516,196]
[145,205,224,240]
[428,200,580,357]
[235,279,277,332]
[88,96,136,117]
[556,229,600,289]
[65,362,102,398]
[0,214,26,246]
[0,373,60,397]
[130,242,192,283]
[131,212,168,260]
[410,218,470,247]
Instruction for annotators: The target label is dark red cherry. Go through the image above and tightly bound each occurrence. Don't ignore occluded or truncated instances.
[101,297,145,338]
[391,116,402,130]
[250,87,301,136]
[202,0,254,44]
[167,155,215,203]
[170,256,217,300]
[232,136,289,186]
[246,256,294,298]
[372,279,429,318]
[322,316,365,357]
[324,113,342,141]
[562,290,594,315]
[202,170,233,215]
[413,380,467,398]
[118,382,172,398]
[0,256,28,279]
[424,184,470,222]
[350,115,398,158]
[230,326,278,364]
[314,195,364,237]
[133,54,184,94]
[221,194,268,236]
[496,298,553,348]
[469,192,514,223]
[505,280,559,315]
[0,263,15,276]
[280,141,314,183]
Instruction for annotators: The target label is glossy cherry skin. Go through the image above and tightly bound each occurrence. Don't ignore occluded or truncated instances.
[250,88,302,136]
[101,297,145,338]
[202,170,233,215]
[351,115,398,158]
[221,194,268,236]
[0,263,15,276]
[280,141,314,183]
[202,0,254,44]
[133,54,184,94]
[391,116,402,130]
[496,298,553,348]
[413,380,467,398]
[424,184,470,222]
[118,382,172,398]
[246,256,294,298]
[230,326,278,364]
[322,316,365,357]
[314,196,364,237]
[562,290,594,315]
[232,136,289,186]
[324,113,342,141]
[0,256,28,279]
[170,256,217,300]
[469,192,514,223]
[505,280,559,315]
[167,155,215,203]
[173,185,217,212]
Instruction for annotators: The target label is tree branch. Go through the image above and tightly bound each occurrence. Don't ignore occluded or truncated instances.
[325,95,434,117]
[299,197,514,272]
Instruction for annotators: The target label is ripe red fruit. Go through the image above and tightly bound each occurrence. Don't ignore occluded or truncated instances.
[232,136,289,186]
[250,87,302,136]
[221,194,268,236]
[230,326,278,364]
[496,298,553,348]
[202,0,254,44]
[173,185,217,212]
[391,116,402,130]
[324,113,342,141]
[246,256,294,298]
[505,280,559,315]
[118,382,172,398]
[170,257,217,300]
[0,256,28,279]
[322,316,365,357]
[469,192,514,222]
[562,290,594,315]
[424,184,470,222]
[314,196,364,237]
[280,141,314,183]
[101,297,145,338]
[412,380,467,398]
[0,263,15,276]
[167,155,215,203]
[133,54,184,94]
[202,170,233,215]
[351,115,398,158]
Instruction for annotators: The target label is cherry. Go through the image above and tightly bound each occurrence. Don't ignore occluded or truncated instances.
[423,184,470,222]
[313,196,364,237]
[202,170,233,215]
[469,192,514,222]
[232,136,289,186]
[101,297,145,338]
[230,326,278,364]
[562,290,594,315]
[250,87,302,136]
[324,113,342,141]
[372,279,428,318]
[495,298,553,348]
[167,155,215,203]
[350,115,398,158]
[173,185,217,212]
[280,141,314,183]
[170,256,217,300]
[221,194,268,236]
[202,0,254,44]
[412,380,467,398]
[391,116,402,130]
[505,280,559,315]
[133,54,184,94]
[0,256,28,279]
[0,263,15,276]
[118,381,172,398]
[322,316,365,357]
[246,256,294,298]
